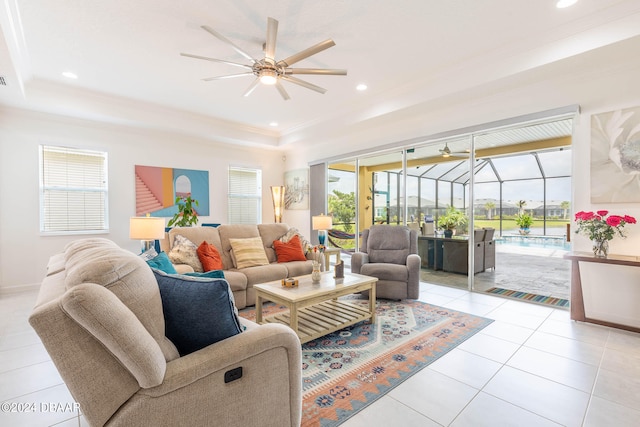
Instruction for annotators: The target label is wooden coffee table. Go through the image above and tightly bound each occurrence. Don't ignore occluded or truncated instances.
[254,272,377,344]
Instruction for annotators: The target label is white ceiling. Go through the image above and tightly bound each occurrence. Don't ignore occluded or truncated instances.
[2,0,640,148]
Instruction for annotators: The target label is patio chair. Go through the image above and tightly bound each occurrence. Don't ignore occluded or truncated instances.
[482,227,496,271]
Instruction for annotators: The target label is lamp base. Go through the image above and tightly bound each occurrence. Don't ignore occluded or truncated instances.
[318,230,327,246]
[141,240,155,253]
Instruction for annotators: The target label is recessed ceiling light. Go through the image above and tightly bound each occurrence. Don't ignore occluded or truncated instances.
[556,0,578,8]
[269,122,278,127]
[62,71,78,79]
[356,83,368,91]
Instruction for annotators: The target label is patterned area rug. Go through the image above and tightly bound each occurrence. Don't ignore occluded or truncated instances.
[485,287,570,307]
[239,299,493,427]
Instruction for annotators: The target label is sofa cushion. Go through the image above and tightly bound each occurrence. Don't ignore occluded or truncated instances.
[197,241,223,271]
[229,237,269,269]
[61,283,167,388]
[168,234,203,272]
[276,227,312,253]
[153,269,243,356]
[273,234,307,262]
[141,249,178,274]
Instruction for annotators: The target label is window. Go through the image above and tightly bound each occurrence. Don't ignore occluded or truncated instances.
[39,145,108,234]
[228,166,262,224]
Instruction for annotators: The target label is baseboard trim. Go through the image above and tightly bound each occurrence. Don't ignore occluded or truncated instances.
[0,283,40,296]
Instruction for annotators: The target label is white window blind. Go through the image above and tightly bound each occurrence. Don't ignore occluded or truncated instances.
[40,145,109,234]
[228,166,262,224]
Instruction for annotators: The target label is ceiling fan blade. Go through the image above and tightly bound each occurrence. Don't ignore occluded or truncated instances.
[265,17,278,64]
[275,81,290,100]
[281,75,327,94]
[180,53,253,70]
[201,25,258,63]
[284,68,347,76]
[242,78,261,97]
[202,72,253,81]
[277,39,336,67]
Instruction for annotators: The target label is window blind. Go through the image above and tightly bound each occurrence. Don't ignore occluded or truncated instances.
[228,166,261,224]
[40,145,109,234]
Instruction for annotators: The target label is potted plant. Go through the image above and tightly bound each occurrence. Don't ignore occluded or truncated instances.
[515,212,533,235]
[437,206,467,238]
[168,195,199,227]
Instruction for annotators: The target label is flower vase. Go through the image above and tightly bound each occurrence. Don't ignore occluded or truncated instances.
[592,239,609,258]
[311,261,322,283]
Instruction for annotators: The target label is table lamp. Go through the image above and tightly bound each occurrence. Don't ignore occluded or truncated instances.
[129,215,166,252]
[312,213,332,246]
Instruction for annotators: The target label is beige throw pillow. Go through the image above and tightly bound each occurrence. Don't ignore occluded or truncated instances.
[229,237,269,269]
[168,234,203,272]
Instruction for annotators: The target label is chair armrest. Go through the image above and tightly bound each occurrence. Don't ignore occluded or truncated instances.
[140,323,301,397]
[407,253,421,299]
[351,252,368,274]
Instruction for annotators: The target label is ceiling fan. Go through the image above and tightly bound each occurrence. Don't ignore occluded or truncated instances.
[181,17,347,100]
[439,142,472,158]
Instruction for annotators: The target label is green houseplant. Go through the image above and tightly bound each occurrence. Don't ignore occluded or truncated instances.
[515,212,533,234]
[168,195,199,227]
[437,207,467,237]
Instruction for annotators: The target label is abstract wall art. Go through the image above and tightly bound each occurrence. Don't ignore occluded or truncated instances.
[135,165,210,217]
[591,106,640,203]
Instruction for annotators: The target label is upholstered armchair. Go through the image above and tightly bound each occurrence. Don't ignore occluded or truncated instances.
[351,224,420,300]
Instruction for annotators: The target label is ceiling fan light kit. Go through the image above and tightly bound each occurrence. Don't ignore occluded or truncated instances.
[182,17,347,100]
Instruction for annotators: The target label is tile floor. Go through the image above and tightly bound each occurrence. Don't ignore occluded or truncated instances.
[1,283,639,426]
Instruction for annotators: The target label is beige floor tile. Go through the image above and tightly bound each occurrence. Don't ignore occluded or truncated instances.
[480,321,535,345]
[583,396,640,427]
[388,368,478,426]
[593,367,640,411]
[507,346,598,392]
[429,348,502,389]
[340,395,439,427]
[484,366,590,427]
[457,332,520,363]
[524,331,605,366]
[451,392,562,427]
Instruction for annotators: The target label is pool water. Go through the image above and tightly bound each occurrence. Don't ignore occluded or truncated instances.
[496,235,571,251]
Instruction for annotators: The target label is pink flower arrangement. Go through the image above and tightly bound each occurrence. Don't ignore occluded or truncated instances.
[307,244,326,264]
[574,210,636,242]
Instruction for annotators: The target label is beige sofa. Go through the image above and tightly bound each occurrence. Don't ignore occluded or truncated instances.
[160,224,314,309]
[29,238,302,427]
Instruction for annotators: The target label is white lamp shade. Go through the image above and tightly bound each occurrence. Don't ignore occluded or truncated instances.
[312,214,333,231]
[129,217,166,240]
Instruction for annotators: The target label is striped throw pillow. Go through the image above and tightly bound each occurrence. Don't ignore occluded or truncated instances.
[229,237,269,269]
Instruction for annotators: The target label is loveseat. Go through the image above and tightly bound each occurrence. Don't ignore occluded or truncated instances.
[160,224,315,309]
[29,238,302,427]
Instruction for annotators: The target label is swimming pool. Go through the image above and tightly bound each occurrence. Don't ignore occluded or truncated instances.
[496,234,571,251]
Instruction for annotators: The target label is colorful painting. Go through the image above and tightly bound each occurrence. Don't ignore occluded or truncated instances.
[135,165,209,217]
[591,106,640,202]
[284,168,309,210]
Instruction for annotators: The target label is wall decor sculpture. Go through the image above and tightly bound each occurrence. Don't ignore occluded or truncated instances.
[591,106,640,203]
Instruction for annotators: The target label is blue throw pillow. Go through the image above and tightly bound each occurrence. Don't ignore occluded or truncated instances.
[184,270,225,279]
[152,269,242,356]
[142,249,178,274]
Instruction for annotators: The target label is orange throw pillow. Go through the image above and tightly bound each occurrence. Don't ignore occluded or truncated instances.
[273,234,307,263]
[197,241,224,271]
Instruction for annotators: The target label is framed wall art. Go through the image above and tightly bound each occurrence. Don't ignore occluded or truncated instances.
[591,106,640,203]
[284,168,309,210]
[135,165,210,217]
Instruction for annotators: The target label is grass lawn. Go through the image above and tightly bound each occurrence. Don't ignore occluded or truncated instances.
[474,219,570,232]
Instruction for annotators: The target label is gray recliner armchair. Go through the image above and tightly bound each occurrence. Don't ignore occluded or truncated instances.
[351,225,421,300]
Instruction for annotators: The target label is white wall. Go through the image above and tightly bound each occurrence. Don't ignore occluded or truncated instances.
[0,108,285,291]
[283,38,640,256]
